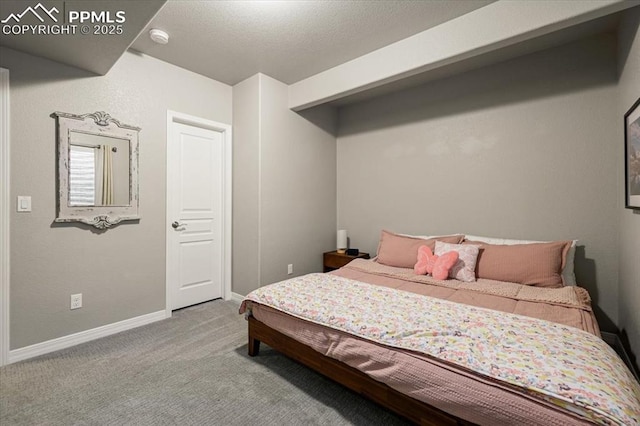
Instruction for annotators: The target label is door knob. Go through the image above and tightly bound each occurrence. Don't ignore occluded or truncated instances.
[172,221,184,229]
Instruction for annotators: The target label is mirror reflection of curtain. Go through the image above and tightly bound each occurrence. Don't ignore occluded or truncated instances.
[101,145,114,205]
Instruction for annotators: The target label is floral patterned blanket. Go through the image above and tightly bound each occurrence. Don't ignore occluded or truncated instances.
[242,273,640,425]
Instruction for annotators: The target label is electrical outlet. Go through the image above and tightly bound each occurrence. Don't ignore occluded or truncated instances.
[70,293,82,310]
[287,264,293,275]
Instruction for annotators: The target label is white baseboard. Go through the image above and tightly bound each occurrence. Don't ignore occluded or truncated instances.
[230,292,245,305]
[8,310,168,364]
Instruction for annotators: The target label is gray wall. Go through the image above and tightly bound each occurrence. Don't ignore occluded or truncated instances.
[336,34,621,330]
[232,75,261,296]
[259,75,336,286]
[232,74,337,296]
[617,8,640,359]
[2,47,232,349]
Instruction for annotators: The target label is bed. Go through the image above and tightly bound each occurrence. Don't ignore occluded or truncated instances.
[239,232,640,425]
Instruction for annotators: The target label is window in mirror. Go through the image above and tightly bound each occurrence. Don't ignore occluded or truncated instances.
[69,144,96,206]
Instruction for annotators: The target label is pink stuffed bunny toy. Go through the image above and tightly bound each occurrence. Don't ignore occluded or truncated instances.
[414,245,459,280]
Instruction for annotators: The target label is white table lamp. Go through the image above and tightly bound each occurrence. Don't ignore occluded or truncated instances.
[337,230,347,254]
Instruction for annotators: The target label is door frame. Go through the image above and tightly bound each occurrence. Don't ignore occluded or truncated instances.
[1,68,10,366]
[165,110,232,317]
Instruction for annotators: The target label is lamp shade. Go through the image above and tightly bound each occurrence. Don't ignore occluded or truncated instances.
[337,230,347,251]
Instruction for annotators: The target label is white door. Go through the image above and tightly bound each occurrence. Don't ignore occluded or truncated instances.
[167,122,224,310]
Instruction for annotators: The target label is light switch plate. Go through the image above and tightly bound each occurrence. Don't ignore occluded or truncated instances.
[17,196,31,212]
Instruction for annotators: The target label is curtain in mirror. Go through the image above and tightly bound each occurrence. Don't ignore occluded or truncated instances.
[101,145,114,205]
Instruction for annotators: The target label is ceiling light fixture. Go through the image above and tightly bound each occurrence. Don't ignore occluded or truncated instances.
[149,28,169,45]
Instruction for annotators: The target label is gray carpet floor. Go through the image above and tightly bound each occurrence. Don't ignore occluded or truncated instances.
[1,300,410,425]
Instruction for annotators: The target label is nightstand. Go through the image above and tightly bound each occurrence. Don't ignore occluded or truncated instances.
[323,250,370,272]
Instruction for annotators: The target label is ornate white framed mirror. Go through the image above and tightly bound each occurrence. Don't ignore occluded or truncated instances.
[52,111,140,229]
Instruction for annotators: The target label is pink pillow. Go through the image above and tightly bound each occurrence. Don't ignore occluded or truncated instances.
[414,245,459,280]
[434,241,480,283]
[376,230,464,269]
[414,245,434,275]
[432,251,459,280]
[463,240,570,287]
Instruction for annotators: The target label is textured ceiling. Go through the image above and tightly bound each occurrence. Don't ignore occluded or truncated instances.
[130,0,495,86]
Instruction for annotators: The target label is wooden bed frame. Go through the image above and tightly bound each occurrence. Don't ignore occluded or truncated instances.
[248,316,474,426]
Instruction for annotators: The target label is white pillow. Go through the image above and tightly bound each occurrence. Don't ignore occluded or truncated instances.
[434,241,479,283]
[464,234,578,286]
[399,233,460,240]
